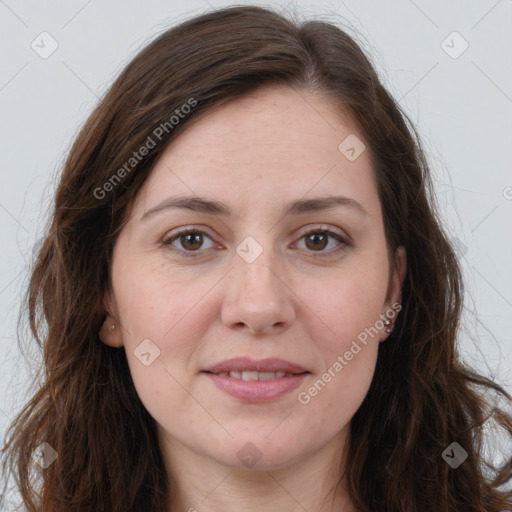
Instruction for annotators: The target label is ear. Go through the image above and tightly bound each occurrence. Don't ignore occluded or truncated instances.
[380,245,406,340]
[386,245,406,307]
[98,291,124,348]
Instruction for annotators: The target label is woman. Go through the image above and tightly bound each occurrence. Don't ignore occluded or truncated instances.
[2,5,511,512]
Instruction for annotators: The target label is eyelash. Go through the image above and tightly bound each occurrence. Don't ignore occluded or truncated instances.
[161,226,351,259]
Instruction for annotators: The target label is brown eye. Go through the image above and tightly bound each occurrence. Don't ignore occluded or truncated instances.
[162,226,349,259]
[180,232,204,251]
[304,232,329,251]
[162,228,216,257]
[296,228,350,256]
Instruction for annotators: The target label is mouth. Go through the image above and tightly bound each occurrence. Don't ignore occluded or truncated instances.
[202,358,310,402]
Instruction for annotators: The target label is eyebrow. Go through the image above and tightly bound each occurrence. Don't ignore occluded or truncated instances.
[141,194,369,220]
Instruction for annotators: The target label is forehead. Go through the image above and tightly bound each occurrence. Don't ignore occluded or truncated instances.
[133,85,379,219]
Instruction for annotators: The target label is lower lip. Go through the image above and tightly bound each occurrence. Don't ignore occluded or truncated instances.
[203,372,309,402]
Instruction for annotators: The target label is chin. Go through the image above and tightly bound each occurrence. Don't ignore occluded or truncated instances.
[202,430,309,470]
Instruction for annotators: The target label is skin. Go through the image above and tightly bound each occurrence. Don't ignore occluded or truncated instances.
[99,85,406,512]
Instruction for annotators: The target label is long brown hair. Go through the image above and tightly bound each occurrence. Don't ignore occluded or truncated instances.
[2,5,511,511]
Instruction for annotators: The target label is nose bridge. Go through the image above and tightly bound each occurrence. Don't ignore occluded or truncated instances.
[235,236,283,301]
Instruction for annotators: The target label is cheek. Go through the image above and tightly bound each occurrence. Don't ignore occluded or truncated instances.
[293,276,383,431]
[286,265,385,415]
[296,263,388,354]
[112,260,219,406]
[117,279,207,429]
[113,256,211,345]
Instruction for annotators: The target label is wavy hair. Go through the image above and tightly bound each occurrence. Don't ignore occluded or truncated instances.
[2,5,511,511]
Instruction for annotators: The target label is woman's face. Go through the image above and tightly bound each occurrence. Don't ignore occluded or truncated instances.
[102,85,405,471]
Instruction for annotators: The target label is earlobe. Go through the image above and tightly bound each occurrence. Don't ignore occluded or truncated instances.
[98,315,124,347]
[98,292,124,347]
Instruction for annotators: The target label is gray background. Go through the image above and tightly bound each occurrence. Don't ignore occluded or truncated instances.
[1,0,511,496]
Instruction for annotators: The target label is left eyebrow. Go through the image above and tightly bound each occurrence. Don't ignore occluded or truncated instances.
[141,194,369,221]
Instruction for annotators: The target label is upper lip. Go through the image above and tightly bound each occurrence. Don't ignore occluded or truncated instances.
[203,357,309,374]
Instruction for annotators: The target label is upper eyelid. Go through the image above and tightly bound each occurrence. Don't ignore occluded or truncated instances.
[163,224,348,239]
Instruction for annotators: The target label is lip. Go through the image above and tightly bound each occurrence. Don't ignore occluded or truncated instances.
[204,373,309,402]
[202,357,309,374]
[202,358,310,403]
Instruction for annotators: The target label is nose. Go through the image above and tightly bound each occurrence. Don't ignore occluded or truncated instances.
[221,252,296,336]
